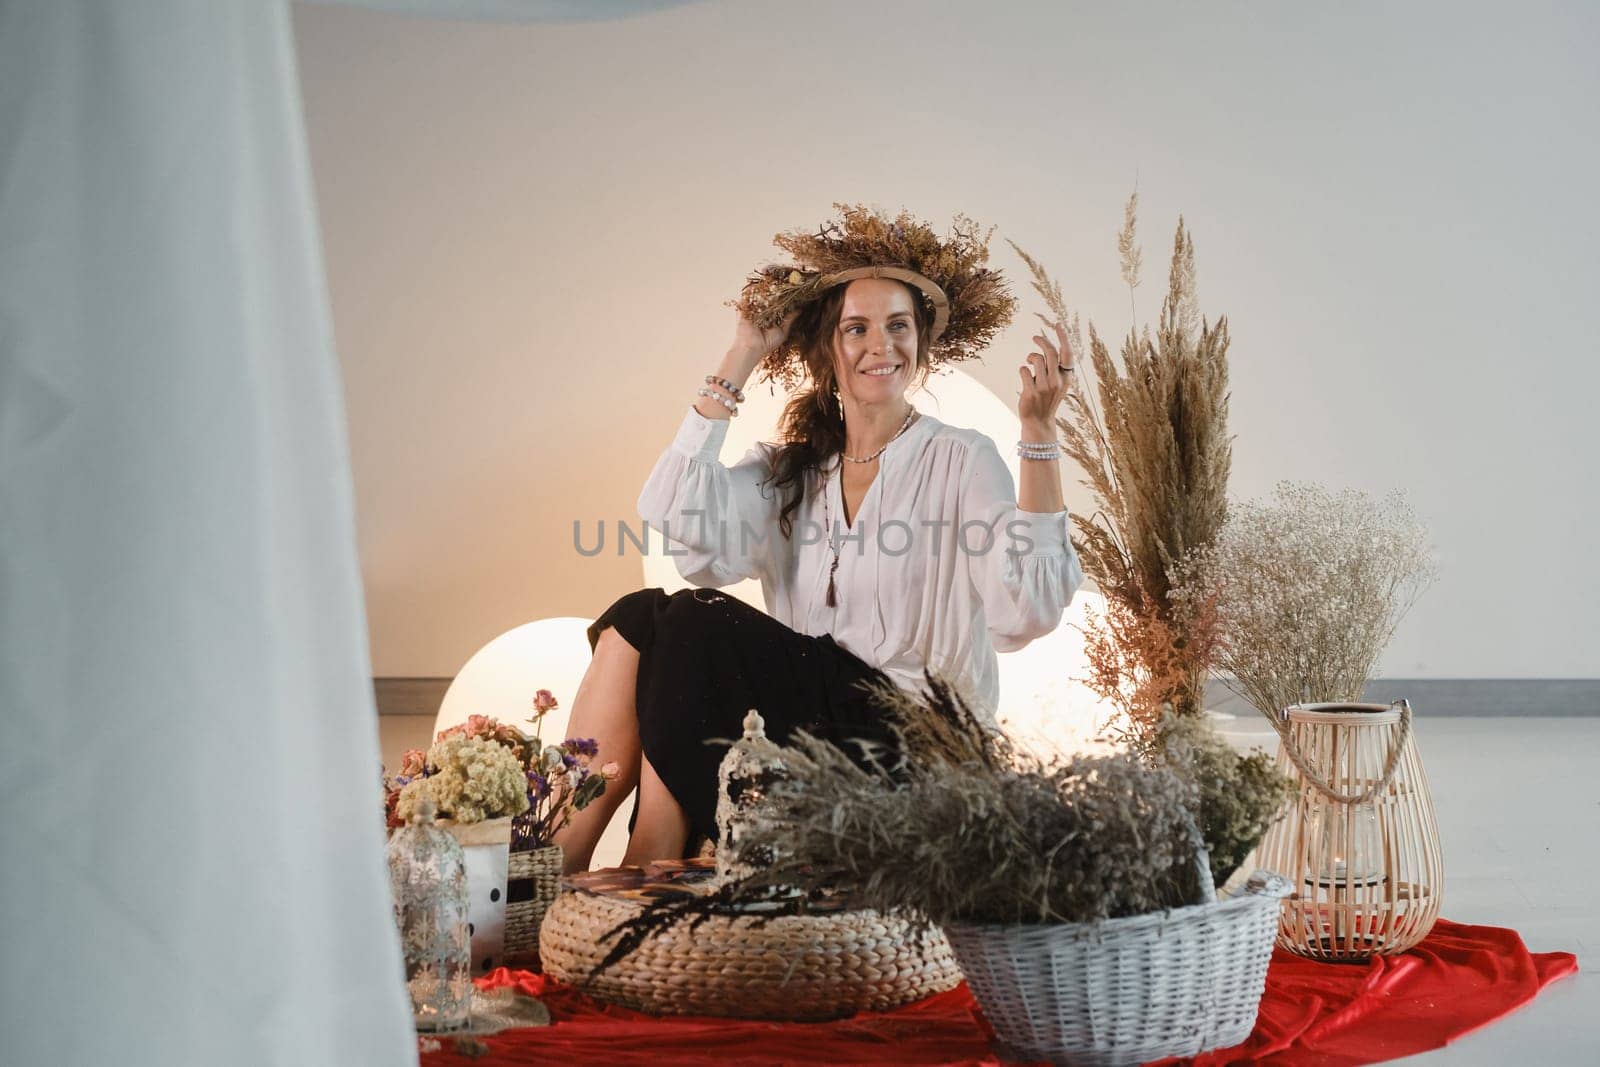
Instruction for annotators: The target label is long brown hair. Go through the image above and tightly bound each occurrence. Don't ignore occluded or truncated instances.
[763,280,934,538]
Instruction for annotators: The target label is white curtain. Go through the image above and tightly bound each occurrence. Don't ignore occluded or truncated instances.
[0,1,687,1064]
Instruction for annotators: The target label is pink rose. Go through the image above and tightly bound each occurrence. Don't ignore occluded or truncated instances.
[601,761,620,779]
[384,789,404,829]
[532,689,559,713]
[399,749,426,777]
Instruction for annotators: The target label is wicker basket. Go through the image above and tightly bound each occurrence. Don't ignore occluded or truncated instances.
[942,870,1291,1067]
[504,845,562,962]
[539,872,963,1020]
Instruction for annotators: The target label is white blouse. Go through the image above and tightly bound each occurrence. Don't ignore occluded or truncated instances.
[637,407,1085,720]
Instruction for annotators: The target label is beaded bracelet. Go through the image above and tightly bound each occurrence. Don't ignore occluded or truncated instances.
[696,387,739,415]
[1017,441,1062,461]
[704,375,746,404]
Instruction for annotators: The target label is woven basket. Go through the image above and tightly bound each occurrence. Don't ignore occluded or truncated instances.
[540,886,963,1020]
[942,871,1291,1067]
[504,845,562,961]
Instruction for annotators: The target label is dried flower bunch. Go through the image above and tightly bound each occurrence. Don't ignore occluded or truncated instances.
[395,734,530,826]
[737,674,1214,926]
[382,691,618,848]
[515,690,620,851]
[1011,192,1232,726]
[1154,713,1294,887]
[1170,481,1438,719]
[1081,586,1225,751]
[734,202,1018,389]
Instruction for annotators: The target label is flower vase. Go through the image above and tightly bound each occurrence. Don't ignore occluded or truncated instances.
[441,816,514,974]
[504,844,563,967]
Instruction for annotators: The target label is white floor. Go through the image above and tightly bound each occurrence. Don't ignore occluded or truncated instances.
[1215,715,1597,1065]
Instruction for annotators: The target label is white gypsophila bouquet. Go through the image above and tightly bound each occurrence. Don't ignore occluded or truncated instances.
[1170,481,1436,720]
[396,734,531,825]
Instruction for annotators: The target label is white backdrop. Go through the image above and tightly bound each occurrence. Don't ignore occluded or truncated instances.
[296,0,1600,684]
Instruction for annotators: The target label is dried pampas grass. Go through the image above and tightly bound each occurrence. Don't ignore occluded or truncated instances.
[1010,192,1232,724]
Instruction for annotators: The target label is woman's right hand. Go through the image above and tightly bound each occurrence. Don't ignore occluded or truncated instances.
[727,310,796,376]
[697,310,797,422]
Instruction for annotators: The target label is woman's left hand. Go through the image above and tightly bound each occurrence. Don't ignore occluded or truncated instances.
[1017,315,1075,433]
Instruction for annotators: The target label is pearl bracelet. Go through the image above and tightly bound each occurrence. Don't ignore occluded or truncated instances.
[704,375,746,404]
[696,387,738,415]
[1017,441,1061,461]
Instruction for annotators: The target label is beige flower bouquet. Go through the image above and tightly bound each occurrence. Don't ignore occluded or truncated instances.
[1171,480,1437,717]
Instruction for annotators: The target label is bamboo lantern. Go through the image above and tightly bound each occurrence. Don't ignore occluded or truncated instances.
[1255,701,1442,960]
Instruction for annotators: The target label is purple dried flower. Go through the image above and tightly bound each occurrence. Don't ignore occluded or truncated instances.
[565,738,600,758]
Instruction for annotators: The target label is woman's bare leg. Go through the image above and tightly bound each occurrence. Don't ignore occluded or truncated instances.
[552,627,643,873]
[620,752,691,867]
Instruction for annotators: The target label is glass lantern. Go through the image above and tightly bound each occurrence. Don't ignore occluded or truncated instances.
[714,709,789,885]
[387,796,472,1031]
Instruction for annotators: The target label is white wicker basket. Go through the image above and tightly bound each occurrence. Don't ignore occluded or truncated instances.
[942,870,1291,1067]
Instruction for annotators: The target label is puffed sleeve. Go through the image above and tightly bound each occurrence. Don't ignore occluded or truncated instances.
[959,435,1084,652]
[636,406,780,588]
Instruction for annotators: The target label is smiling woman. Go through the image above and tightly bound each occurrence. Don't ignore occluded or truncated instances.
[539,205,1086,874]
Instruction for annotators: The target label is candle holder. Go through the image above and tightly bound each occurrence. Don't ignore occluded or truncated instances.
[1256,701,1442,960]
[387,798,472,1031]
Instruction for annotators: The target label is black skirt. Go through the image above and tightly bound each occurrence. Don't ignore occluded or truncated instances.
[587,586,901,848]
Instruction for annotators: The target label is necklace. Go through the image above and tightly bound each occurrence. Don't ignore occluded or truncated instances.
[823,481,844,609]
[841,406,917,464]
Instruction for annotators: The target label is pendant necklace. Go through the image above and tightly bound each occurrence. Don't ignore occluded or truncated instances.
[825,407,919,607]
[841,406,918,463]
[823,485,842,608]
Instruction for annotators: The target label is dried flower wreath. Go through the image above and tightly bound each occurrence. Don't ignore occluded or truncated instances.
[733,202,1019,388]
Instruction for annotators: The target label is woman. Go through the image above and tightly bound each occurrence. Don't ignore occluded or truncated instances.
[554,209,1084,872]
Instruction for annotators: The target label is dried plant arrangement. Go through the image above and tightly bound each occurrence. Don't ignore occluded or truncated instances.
[1170,480,1438,720]
[1154,713,1294,887]
[586,672,1293,983]
[1081,582,1225,752]
[737,674,1213,926]
[862,674,1290,891]
[1010,192,1232,729]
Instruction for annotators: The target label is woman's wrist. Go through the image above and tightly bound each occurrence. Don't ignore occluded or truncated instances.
[718,350,759,387]
[1019,420,1057,444]
[693,395,733,421]
[694,362,749,422]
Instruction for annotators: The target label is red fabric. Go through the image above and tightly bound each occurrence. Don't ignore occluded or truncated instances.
[419,919,1576,1066]
[1159,919,1579,1066]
